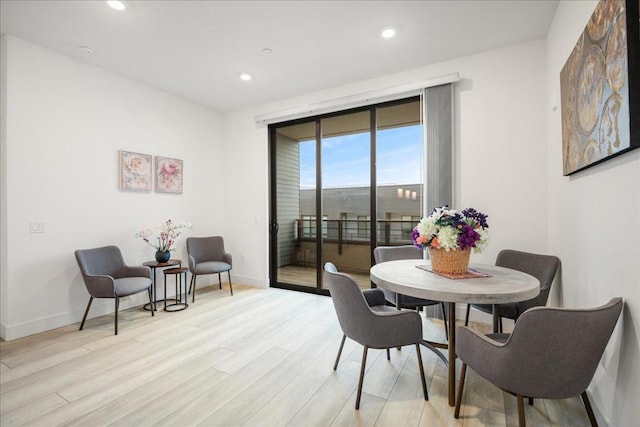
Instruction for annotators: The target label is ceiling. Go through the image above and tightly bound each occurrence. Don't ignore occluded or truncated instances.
[0,0,559,113]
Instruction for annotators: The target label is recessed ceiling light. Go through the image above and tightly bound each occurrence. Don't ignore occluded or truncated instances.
[106,1,126,11]
[78,45,94,54]
[381,27,397,39]
[240,73,252,81]
[262,48,273,54]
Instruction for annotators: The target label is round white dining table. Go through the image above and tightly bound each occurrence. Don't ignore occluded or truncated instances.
[370,259,540,406]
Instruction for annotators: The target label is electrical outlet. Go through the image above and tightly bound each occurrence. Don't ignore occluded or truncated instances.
[30,222,45,233]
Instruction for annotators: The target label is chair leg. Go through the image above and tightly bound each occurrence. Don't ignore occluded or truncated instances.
[499,316,504,333]
[386,348,390,361]
[415,344,428,401]
[228,271,233,296]
[79,296,94,331]
[191,275,197,303]
[333,334,346,370]
[355,345,368,410]
[218,272,222,289]
[148,288,155,317]
[454,362,467,418]
[441,302,449,341]
[528,397,534,406]
[581,391,599,427]
[395,295,401,351]
[114,297,119,336]
[517,394,526,427]
[464,304,471,326]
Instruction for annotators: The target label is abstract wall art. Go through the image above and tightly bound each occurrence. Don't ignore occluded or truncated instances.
[119,150,152,191]
[560,0,639,175]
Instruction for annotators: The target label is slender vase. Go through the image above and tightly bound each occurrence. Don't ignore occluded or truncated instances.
[155,250,170,263]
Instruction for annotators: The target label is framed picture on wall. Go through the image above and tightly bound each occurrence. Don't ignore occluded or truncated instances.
[560,0,640,176]
[119,150,152,191]
[155,156,183,193]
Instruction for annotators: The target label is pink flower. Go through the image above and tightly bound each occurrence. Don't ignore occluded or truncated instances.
[416,235,429,245]
[161,161,178,176]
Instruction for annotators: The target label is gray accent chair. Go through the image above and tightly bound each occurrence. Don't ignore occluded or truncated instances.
[454,297,623,427]
[324,262,428,409]
[374,245,449,339]
[75,245,153,335]
[187,236,233,301]
[464,249,560,332]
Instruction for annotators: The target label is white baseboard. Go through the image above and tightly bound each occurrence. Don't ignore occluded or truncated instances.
[0,293,148,341]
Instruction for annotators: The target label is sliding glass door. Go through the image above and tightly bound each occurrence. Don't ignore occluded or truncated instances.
[375,101,423,249]
[320,110,372,289]
[269,97,423,294]
[271,121,319,290]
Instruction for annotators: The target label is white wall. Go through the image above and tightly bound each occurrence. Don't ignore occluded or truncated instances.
[546,2,640,426]
[0,35,225,340]
[223,38,549,296]
[220,111,271,288]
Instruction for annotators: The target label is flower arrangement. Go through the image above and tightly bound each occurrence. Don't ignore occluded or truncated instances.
[135,219,192,253]
[412,206,489,253]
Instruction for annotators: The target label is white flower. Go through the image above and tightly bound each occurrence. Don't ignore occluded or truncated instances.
[437,226,459,251]
[135,219,191,252]
[411,206,489,253]
[417,217,438,237]
[473,228,490,253]
[134,227,154,239]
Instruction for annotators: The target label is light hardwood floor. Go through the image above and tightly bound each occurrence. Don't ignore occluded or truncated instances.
[0,283,591,426]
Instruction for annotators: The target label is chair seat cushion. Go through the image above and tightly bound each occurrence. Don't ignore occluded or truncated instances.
[381,288,440,308]
[485,333,510,343]
[193,261,231,275]
[472,302,519,319]
[371,304,399,314]
[114,277,151,297]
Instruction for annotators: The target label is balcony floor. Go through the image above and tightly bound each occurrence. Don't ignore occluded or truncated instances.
[277,265,372,289]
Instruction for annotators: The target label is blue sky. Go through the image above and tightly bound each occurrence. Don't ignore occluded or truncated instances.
[299,125,422,189]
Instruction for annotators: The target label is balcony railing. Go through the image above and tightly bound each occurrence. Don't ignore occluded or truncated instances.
[296,219,415,251]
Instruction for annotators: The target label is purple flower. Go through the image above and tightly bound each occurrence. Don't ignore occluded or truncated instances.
[413,206,489,253]
[457,224,481,250]
[462,208,489,229]
[411,228,422,249]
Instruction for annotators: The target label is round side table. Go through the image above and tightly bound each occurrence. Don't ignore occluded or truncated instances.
[163,267,189,312]
[143,259,181,311]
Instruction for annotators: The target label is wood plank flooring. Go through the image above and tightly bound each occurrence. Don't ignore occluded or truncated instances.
[0,283,592,426]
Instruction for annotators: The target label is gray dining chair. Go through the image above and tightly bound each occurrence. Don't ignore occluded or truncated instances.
[454,297,623,427]
[374,245,449,339]
[325,262,428,409]
[75,245,153,335]
[187,236,233,301]
[464,249,560,332]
